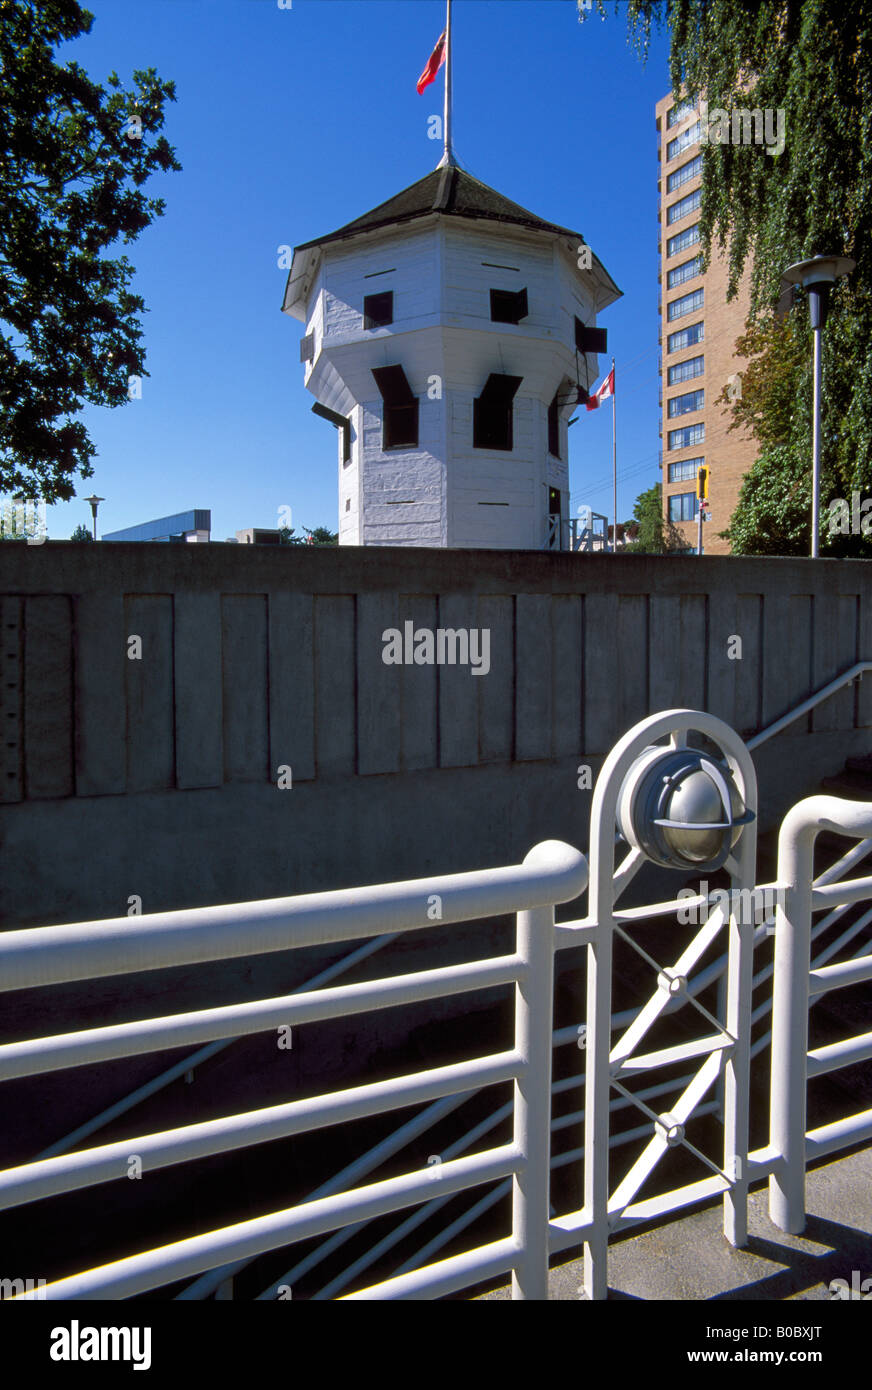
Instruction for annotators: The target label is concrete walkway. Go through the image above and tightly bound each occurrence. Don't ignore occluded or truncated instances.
[476,1145,872,1300]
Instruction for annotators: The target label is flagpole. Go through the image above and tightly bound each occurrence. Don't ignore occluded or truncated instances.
[611,357,617,554]
[439,0,454,168]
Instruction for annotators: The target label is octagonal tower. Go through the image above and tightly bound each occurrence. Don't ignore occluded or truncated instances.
[282,162,621,548]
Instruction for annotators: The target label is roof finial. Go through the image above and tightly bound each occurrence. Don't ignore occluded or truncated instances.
[436,0,456,168]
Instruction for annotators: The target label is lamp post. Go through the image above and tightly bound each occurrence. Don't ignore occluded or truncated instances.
[779,255,855,557]
[84,494,104,541]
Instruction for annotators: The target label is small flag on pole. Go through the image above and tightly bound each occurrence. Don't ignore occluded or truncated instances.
[585,367,615,411]
[417,30,446,93]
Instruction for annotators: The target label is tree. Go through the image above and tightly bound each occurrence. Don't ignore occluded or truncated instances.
[720,443,811,556]
[623,482,686,554]
[279,525,339,546]
[0,0,181,502]
[581,0,872,552]
[307,525,339,546]
[70,522,93,541]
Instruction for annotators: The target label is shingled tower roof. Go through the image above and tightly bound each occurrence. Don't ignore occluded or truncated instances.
[294,164,585,252]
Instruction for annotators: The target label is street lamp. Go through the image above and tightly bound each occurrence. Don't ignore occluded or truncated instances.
[779,254,855,557]
[84,494,104,541]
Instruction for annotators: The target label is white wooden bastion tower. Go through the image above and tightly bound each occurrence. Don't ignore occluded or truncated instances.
[282,160,621,549]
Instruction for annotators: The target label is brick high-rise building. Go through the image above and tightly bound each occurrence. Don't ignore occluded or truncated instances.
[656,93,757,554]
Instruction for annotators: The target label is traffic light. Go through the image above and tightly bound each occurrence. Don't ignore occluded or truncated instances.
[697,465,709,501]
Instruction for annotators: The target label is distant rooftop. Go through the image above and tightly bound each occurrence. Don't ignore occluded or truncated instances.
[102,509,211,543]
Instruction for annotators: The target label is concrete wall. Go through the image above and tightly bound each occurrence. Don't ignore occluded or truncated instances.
[1,543,870,928]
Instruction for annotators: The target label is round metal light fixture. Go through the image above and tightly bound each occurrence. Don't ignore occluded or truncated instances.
[616,744,753,872]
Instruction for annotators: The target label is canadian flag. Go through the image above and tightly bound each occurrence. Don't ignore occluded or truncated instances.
[585,367,615,411]
[416,31,446,93]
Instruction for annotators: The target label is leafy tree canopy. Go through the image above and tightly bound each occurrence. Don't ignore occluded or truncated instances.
[0,0,180,501]
[69,521,93,540]
[580,0,872,554]
[623,481,687,553]
[279,525,339,547]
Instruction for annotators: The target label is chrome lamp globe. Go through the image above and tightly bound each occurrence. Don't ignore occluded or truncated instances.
[616,744,754,873]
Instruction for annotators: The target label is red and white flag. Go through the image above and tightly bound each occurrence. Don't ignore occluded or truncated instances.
[416,31,446,93]
[585,367,615,411]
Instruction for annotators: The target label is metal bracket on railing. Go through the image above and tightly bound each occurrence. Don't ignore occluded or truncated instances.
[656,969,687,1000]
[654,1114,685,1148]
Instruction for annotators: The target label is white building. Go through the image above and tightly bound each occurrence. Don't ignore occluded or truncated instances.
[282,162,620,549]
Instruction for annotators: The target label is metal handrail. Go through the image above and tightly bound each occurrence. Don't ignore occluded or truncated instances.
[42,661,870,1160]
[193,818,872,1298]
[8,695,872,1301]
[6,839,588,1300]
[769,795,872,1233]
[747,660,872,751]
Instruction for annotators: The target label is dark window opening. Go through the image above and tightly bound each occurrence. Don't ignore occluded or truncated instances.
[300,333,315,363]
[490,287,528,325]
[548,392,561,458]
[473,373,522,451]
[311,402,351,463]
[364,291,394,329]
[372,365,419,449]
[575,317,608,355]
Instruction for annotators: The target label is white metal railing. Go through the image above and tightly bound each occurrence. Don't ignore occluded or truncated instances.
[26,661,870,1297]
[5,706,872,1301]
[767,796,872,1231]
[2,839,588,1300]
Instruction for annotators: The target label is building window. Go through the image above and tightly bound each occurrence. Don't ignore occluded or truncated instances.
[667,224,700,258]
[575,317,608,355]
[473,373,522,451]
[667,288,704,321]
[666,121,700,161]
[667,255,702,289]
[668,388,704,417]
[668,355,704,386]
[490,287,528,324]
[666,188,701,225]
[363,292,393,329]
[668,423,705,450]
[371,365,418,449]
[667,100,696,129]
[548,391,560,458]
[668,456,704,483]
[668,321,704,353]
[667,155,702,193]
[668,491,699,522]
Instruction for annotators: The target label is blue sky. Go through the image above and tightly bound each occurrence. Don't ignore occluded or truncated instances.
[47,0,672,541]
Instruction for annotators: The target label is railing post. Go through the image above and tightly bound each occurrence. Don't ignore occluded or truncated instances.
[582,899,612,1300]
[769,811,817,1234]
[511,899,555,1300]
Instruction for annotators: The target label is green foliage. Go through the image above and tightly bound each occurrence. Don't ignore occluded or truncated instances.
[307,525,339,546]
[0,0,181,501]
[69,521,93,540]
[582,0,872,553]
[623,481,687,553]
[279,525,339,546]
[720,443,812,555]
